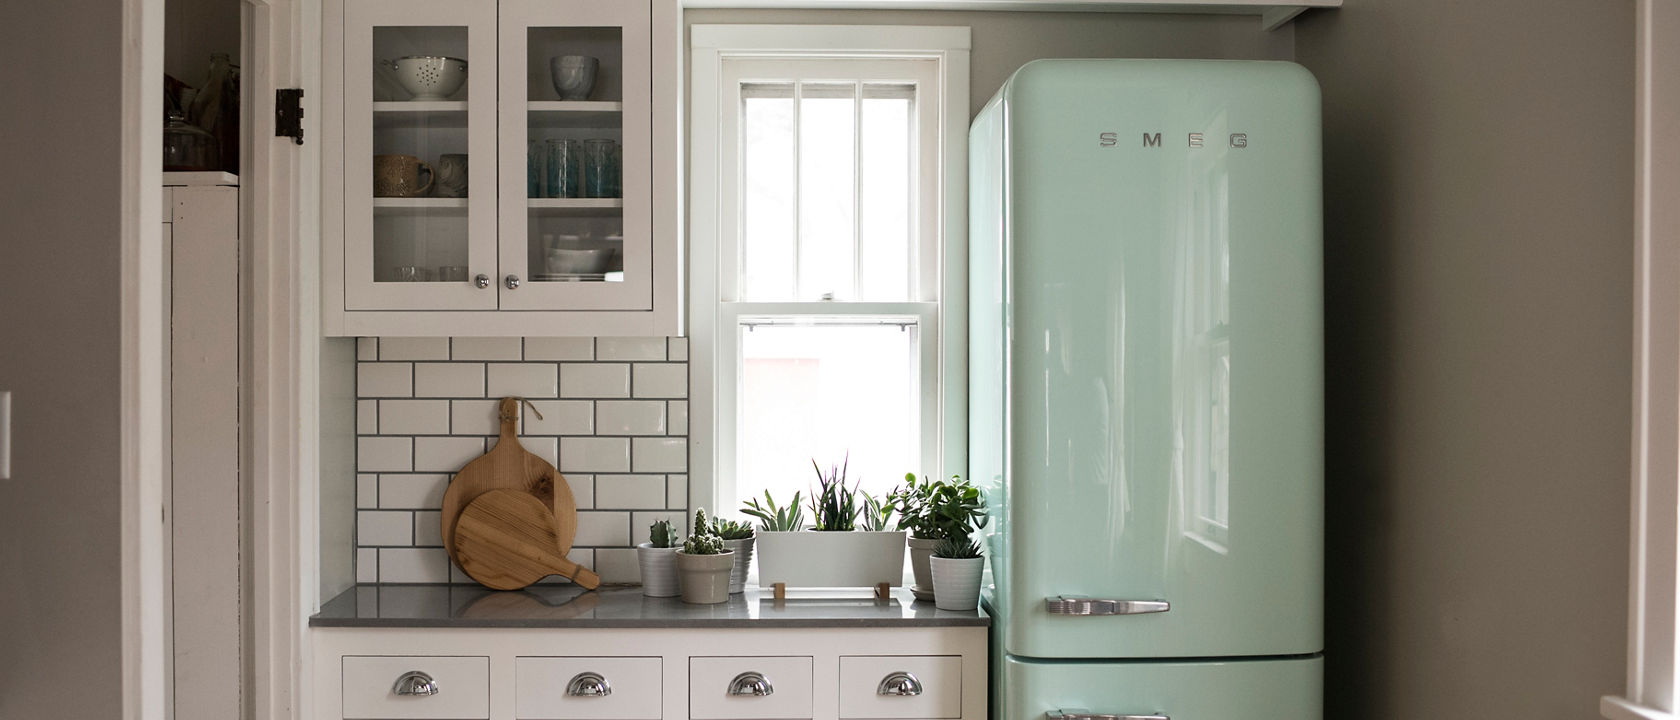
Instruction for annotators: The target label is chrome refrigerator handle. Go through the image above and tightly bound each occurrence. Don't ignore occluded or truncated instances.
[1044,596,1170,615]
[1047,710,1168,720]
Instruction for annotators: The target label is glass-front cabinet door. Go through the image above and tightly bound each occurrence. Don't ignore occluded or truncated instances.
[344,0,497,310]
[497,0,654,311]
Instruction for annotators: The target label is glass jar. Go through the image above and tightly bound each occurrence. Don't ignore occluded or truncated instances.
[163,111,219,171]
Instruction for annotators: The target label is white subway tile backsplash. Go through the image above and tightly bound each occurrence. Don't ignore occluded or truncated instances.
[575,511,631,547]
[379,399,450,435]
[597,337,668,361]
[596,474,667,509]
[561,436,631,473]
[597,401,667,435]
[414,436,486,473]
[487,363,558,398]
[380,548,451,583]
[381,337,450,361]
[358,436,412,472]
[379,474,449,509]
[632,363,687,398]
[358,362,413,397]
[414,362,485,397]
[632,437,688,473]
[358,510,413,546]
[525,337,594,361]
[562,363,631,398]
[453,337,523,361]
[354,337,688,584]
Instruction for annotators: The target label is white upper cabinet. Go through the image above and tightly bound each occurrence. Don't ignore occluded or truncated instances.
[323,0,680,337]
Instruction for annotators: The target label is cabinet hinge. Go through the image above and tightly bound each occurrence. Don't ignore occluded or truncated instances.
[276,88,304,145]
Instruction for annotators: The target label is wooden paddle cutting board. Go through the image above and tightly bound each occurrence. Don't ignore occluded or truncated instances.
[440,397,578,563]
[453,489,601,590]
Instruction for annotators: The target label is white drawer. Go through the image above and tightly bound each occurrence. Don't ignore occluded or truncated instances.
[839,656,962,719]
[516,656,664,720]
[688,656,813,720]
[342,655,489,720]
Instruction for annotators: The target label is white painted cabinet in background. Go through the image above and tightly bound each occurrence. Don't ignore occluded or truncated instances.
[322,0,681,337]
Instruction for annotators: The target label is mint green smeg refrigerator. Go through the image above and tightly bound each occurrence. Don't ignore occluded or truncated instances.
[970,60,1324,719]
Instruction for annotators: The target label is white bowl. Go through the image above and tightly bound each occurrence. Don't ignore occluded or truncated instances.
[388,56,468,101]
[545,247,613,275]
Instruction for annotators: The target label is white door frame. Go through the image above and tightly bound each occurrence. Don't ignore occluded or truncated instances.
[1604,2,1680,719]
[121,0,168,717]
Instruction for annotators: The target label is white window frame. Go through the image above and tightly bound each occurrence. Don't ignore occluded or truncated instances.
[688,24,971,514]
[1605,2,1680,719]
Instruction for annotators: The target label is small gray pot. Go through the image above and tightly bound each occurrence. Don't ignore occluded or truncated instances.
[721,537,755,594]
[675,550,735,604]
[907,536,939,601]
[637,543,679,597]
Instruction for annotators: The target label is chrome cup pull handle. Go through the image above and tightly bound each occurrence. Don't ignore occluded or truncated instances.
[392,670,440,697]
[1045,596,1170,615]
[566,671,612,697]
[1047,709,1167,720]
[728,671,774,697]
[877,671,923,696]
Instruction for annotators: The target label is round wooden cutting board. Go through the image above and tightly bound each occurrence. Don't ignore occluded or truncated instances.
[453,489,601,591]
[440,397,578,563]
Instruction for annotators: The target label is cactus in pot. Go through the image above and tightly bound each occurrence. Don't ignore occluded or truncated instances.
[636,518,681,597]
[675,526,735,605]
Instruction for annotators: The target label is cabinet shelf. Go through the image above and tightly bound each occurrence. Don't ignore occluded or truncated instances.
[528,198,624,216]
[373,197,469,213]
[529,101,624,129]
[373,101,469,129]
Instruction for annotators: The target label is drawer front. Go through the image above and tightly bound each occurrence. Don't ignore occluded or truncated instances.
[838,656,962,719]
[688,656,813,720]
[342,655,489,720]
[516,656,664,720]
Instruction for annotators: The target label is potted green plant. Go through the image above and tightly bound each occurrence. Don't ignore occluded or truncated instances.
[893,473,985,601]
[675,524,735,605]
[747,457,907,588]
[930,535,985,611]
[636,518,681,597]
[707,512,756,594]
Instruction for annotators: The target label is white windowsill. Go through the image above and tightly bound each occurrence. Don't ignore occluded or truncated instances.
[1604,697,1676,720]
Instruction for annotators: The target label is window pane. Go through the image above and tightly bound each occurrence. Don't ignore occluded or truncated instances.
[859,84,914,301]
[798,83,857,301]
[737,323,917,514]
[741,83,796,301]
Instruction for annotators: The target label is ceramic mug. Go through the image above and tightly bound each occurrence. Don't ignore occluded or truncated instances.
[373,154,434,197]
[435,153,468,198]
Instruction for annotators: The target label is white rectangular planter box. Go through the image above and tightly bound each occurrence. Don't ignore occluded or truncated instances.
[755,530,907,588]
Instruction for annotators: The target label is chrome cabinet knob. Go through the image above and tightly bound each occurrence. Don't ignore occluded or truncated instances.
[505,274,521,290]
[474,274,490,289]
[392,670,439,697]
[566,671,612,697]
[877,671,923,696]
[728,671,774,697]
[1047,710,1167,720]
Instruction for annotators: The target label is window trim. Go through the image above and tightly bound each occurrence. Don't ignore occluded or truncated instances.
[689,24,971,515]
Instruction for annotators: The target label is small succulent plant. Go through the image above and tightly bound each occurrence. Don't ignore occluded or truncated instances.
[742,490,805,531]
[681,533,726,555]
[709,516,755,540]
[932,535,982,559]
[648,518,679,549]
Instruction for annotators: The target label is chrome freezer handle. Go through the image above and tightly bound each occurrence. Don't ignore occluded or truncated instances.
[1044,596,1170,615]
[1047,710,1168,720]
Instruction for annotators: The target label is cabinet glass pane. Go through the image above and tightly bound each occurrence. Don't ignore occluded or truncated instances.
[525,26,625,285]
[371,26,472,285]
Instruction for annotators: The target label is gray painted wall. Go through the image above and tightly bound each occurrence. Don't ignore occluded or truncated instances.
[684,8,1293,118]
[1296,2,1633,717]
[0,0,126,717]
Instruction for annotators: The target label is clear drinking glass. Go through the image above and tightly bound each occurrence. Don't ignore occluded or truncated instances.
[582,138,615,198]
[436,265,468,282]
[545,139,579,198]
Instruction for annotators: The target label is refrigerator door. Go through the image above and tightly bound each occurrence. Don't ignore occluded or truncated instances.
[971,60,1323,659]
[999,655,1322,720]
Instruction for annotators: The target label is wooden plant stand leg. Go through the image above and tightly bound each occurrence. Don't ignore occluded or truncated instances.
[772,582,787,602]
[875,582,891,601]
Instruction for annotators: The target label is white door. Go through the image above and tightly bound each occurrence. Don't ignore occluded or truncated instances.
[496,0,654,311]
[343,0,499,310]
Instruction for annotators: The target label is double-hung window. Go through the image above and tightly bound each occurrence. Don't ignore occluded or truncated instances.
[690,26,971,516]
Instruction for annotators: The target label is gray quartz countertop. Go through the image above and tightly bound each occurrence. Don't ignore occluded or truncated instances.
[310,584,991,629]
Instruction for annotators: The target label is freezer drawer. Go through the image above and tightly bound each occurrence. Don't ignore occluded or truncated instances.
[999,654,1321,720]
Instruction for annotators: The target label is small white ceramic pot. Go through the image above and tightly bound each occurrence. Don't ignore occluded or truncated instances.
[907,536,940,600]
[636,543,680,598]
[721,537,755,594]
[930,556,984,611]
[676,550,735,604]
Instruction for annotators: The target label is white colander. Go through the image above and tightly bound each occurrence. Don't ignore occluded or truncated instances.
[385,56,467,101]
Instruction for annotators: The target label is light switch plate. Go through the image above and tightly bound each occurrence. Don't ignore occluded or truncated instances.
[0,391,10,480]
